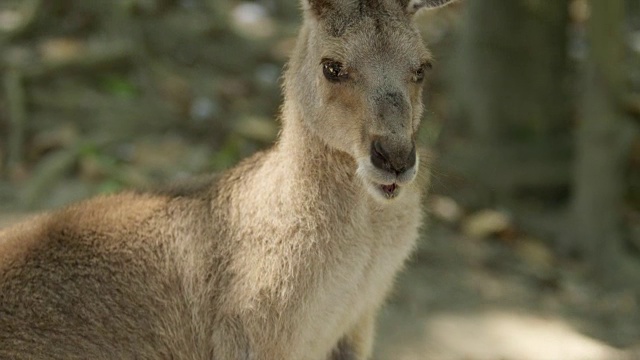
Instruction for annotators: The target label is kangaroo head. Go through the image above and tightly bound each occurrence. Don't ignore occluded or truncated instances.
[285,0,452,201]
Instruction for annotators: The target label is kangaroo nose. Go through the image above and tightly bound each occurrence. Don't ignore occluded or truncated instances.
[370,139,416,175]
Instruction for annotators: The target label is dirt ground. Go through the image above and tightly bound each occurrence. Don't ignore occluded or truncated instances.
[2,212,640,360]
[376,225,640,360]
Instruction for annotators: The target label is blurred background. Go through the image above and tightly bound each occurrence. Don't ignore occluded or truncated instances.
[0,0,639,358]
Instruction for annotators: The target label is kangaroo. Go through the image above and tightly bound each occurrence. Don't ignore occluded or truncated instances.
[0,0,452,359]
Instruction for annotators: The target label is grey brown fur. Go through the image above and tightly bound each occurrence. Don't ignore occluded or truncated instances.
[0,0,452,359]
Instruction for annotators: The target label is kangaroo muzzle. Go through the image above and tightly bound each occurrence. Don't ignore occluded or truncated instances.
[370,138,416,176]
[369,90,416,177]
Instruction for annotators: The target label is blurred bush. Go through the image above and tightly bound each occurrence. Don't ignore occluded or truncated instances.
[0,0,303,210]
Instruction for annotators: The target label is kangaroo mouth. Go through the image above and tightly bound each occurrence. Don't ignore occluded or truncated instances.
[380,183,399,198]
[356,157,417,201]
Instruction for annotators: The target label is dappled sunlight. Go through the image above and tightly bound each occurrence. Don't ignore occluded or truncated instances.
[378,310,625,360]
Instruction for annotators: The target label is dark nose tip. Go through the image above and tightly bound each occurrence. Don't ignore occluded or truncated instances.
[371,140,416,175]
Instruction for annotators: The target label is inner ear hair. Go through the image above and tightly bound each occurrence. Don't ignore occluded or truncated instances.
[405,0,456,14]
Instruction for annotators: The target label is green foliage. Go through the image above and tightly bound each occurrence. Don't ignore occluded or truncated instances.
[98,75,138,98]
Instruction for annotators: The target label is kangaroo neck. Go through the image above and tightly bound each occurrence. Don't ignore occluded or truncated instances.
[260,105,364,214]
[284,105,355,173]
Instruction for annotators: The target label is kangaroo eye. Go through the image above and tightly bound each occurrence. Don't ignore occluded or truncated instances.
[414,62,432,83]
[322,59,348,83]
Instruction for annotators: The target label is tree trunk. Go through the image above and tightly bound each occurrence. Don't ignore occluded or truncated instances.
[569,0,635,282]
[448,0,571,206]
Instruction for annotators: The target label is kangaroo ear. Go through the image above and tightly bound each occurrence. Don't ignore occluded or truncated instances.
[405,0,455,15]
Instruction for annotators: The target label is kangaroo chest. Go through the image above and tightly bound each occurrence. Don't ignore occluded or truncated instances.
[285,194,423,360]
[220,168,424,359]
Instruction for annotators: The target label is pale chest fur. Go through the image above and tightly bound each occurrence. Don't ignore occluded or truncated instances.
[224,166,424,359]
[291,191,423,360]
